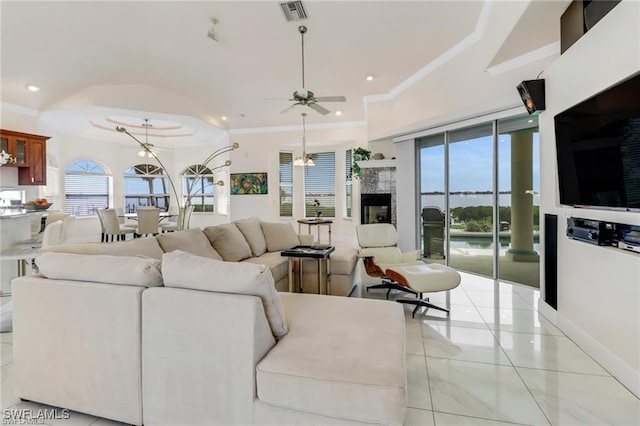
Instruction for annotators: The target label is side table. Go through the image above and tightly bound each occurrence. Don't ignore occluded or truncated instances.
[297,219,333,244]
[281,245,335,295]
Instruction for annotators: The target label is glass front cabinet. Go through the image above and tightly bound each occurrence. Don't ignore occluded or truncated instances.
[0,129,50,185]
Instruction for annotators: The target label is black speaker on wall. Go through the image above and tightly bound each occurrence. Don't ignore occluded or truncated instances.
[517,79,546,114]
[544,214,558,310]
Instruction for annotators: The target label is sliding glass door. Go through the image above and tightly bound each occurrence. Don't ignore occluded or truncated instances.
[498,116,540,287]
[419,134,446,264]
[417,115,539,288]
[448,123,494,277]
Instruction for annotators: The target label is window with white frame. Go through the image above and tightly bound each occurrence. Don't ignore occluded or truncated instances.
[279,152,293,217]
[123,164,170,212]
[345,149,353,218]
[65,160,110,216]
[181,164,215,212]
[304,151,335,218]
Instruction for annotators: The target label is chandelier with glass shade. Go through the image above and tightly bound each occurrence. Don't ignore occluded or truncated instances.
[116,118,238,230]
[293,112,314,167]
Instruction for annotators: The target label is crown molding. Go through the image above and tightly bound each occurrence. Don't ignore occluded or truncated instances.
[486,41,560,76]
[229,120,366,135]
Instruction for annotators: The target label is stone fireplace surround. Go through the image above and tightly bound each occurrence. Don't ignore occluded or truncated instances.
[358,160,397,227]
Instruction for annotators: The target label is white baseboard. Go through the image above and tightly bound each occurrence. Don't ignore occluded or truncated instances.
[539,300,640,398]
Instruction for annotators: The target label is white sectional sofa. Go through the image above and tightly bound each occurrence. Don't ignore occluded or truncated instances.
[12,223,406,425]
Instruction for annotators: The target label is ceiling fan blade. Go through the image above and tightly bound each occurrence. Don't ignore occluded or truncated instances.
[313,96,346,103]
[281,103,299,114]
[308,102,330,115]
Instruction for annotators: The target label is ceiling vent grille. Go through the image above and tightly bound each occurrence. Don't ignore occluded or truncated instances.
[280,1,307,22]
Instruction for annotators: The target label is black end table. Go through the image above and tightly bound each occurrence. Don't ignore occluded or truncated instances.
[281,245,335,294]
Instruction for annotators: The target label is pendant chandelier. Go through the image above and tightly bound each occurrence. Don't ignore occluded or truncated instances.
[293,112,314,167]
[137,119,157,158]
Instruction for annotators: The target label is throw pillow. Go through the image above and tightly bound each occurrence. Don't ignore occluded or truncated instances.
[261,222,299,252]
[234,217,267,256]
[203,223,252,262]
[36,252,163,287]
[156,228,222,260]
[162,251,288,338]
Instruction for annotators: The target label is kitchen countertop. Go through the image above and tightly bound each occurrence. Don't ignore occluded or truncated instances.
[0,209,44,219]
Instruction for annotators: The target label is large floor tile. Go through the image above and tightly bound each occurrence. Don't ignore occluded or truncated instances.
[476,307,563,336]
[90,419,130,426]
[434,411,533,425]
[422,324,511,365]
[427,357,549,425]
[405,408,435,426]
[423,288,475,307]
[518,368,640,426]
[494,331,608,375]
[406,322,425,356]
[1,362,19,409]
[39,404,98,426]
[3,400,46,423]
[465,290,534,311]
[419,305,489,330]
[407,355,432,410]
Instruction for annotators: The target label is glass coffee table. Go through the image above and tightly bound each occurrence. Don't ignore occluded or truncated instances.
[281,245,335,294]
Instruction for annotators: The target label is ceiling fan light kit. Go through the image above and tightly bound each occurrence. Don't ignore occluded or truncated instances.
[282,25,346,116]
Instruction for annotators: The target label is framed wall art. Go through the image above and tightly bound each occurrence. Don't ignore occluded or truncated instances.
[230,172,268,195]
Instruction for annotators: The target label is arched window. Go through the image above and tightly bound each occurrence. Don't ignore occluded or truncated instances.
[123,164,170,212]
[181,164,215,212]
[65,159,111,216]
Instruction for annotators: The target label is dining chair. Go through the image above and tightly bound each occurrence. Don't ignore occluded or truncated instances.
[135,207,160,237]
[96,209,107,242]
[160,205,193,232]
[115,207,137,229]
[101,208,135,242]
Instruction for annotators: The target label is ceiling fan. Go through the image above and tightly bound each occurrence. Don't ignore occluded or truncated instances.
[281,26,346,116]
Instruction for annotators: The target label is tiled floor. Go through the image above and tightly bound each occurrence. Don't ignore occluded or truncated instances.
[1,272,639,425]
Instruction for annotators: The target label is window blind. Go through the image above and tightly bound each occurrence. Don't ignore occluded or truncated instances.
[279,152,293,217]
[64,160,110,216]
[304,151,335,218]
[345,149,353,218]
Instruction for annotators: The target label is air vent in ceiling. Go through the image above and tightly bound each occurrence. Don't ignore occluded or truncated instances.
[280,1,307,22]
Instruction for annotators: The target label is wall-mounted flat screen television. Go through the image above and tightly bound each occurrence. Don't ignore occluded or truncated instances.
[554,73,640,211]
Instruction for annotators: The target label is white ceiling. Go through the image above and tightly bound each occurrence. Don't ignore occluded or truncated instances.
[0,1,568,137]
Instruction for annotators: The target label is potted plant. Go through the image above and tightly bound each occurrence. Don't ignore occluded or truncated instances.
[352,147,371,179]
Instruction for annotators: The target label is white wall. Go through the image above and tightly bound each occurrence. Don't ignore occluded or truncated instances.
[538,0,640,395]
[229,125,366,244]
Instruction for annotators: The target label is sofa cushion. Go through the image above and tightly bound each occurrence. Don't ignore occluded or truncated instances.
[261,222,299,252]
[42,237,164,259]
[161,251,288,338]
[234,217,268,257]
[256,293,406,424]
[203,224,252,262]
[241,252,289,284]
[328,248,358,275]
[35,252,163,287]
[156,228,222,260]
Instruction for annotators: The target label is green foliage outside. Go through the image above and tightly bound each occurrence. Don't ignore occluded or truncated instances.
[450,205,539,232]
[305,204,335,218]
[191,204,213,213]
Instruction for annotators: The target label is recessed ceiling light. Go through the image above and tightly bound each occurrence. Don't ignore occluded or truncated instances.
[366,75,374,81]
[335,111,342,116]
[528,119,533,123]
[222,116,227,121]
[27,84,40,92]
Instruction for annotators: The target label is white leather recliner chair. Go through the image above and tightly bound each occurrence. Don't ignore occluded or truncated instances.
[356,223,461,317]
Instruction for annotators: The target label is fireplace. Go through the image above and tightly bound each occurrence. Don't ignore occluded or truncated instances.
[361,193,392,224]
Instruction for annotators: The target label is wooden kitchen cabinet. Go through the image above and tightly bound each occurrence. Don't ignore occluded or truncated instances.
[0,129,50,185]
